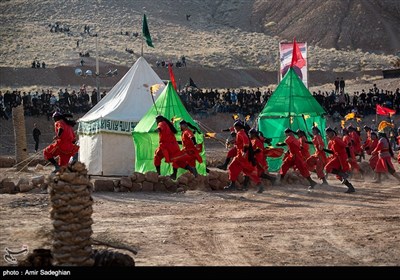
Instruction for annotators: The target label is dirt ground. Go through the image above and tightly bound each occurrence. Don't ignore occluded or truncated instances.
[1,144,400,267]
[1,110,399,267]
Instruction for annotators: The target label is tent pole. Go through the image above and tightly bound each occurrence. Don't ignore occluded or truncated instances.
[305,42,309,89]
[277,42,281,84]
[141,35,144,57]
[289,68,293,129]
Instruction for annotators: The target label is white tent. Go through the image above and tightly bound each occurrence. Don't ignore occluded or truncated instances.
[77,57,165,175]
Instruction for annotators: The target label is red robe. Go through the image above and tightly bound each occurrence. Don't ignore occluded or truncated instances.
[324,135,350,175]
[298,135,310,160]
[349,131,362,155]
[154,121,187,169]
[228,129,260,183]
[367,138,379,169]
[343,134,360,172]
[361,131,372,154]
[251,137,267,176]
[279,134,310,178]
[43,120,79,166]
[306,134,327,179]
[181,128,202,167]
[371,137,396,173]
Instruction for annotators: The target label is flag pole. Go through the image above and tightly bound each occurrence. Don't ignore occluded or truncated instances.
[305,42,309,89]
[141,33,144,57]
[141,13,144,57]
[288,38,296,130]
[149,87,159,115]
[277,42,281,84]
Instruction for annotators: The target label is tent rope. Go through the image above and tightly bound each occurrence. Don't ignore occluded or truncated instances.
[195,120,226,147]
[4,148,51,174]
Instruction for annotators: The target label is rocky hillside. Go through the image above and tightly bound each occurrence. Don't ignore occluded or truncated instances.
[0,0,399,73]
[250,0,400,54]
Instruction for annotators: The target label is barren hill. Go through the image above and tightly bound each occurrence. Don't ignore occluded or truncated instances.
[0,0,398,73]
[249,0,400,54]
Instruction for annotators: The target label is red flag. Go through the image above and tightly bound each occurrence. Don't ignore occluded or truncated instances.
[376,104,396,116]
[168,64,177,91]
[290,38,306,69]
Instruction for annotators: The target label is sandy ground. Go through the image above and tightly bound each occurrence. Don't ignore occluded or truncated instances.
[1,103,400,267]
[1,149,400,267]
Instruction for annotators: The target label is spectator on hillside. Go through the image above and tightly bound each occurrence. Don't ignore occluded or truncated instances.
[334,77,340,93]
[181,55,186,67]
[340,77,345,92]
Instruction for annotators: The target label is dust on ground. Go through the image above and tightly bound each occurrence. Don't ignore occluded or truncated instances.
[1,156,400,266]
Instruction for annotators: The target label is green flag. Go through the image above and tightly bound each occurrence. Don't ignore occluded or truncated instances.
[142,14,154,48]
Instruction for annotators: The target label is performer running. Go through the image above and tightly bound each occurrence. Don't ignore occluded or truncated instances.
[347,125,362,161]
[249,128,276,185]
[217,117,251,170]
[224,121,264,193]
[361,125,373,152]
[43,112,79,173]
[324,127,355,193]
[296,129,310,161]
[154,115,196,179]
[178,120,202,169]
[371,131,400,183]
[364,131,379,171]
[306,126,328,185]
[276,128,318,189]
[342,128,362,177]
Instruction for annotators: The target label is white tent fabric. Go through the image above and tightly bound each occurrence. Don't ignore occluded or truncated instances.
[77,57,165,176]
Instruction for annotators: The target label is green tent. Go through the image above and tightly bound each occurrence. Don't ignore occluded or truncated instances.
[133,82,206,177]
[257,68,327,172]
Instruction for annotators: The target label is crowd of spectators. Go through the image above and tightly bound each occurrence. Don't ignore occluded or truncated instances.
[31,59,46,69]
[312,84,400,121]
[0,83,399,124]
[156,56,186,68]
[0,85,105,120]
[178,87,271,120]
[177,84,399,121]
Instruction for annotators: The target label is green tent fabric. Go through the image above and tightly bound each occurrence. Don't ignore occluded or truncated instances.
[257,68,327,172]
[133,82,206,177]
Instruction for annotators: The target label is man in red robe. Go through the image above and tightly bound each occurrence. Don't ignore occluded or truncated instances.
[225,121,264,193]
[306,126,328,185]
[277,128,317,189]
[179,120,202,169]
[365,131,379,170]
[154,115,196,179]
[371,131,400,183]
[43,112,79,173]
[249,128,276,185]
[324,127,355,193]
[348,126,362,160]
[342,128,362,177]
[296,129,310,161]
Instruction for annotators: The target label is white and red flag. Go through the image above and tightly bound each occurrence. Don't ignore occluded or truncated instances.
[279,39,308,87]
